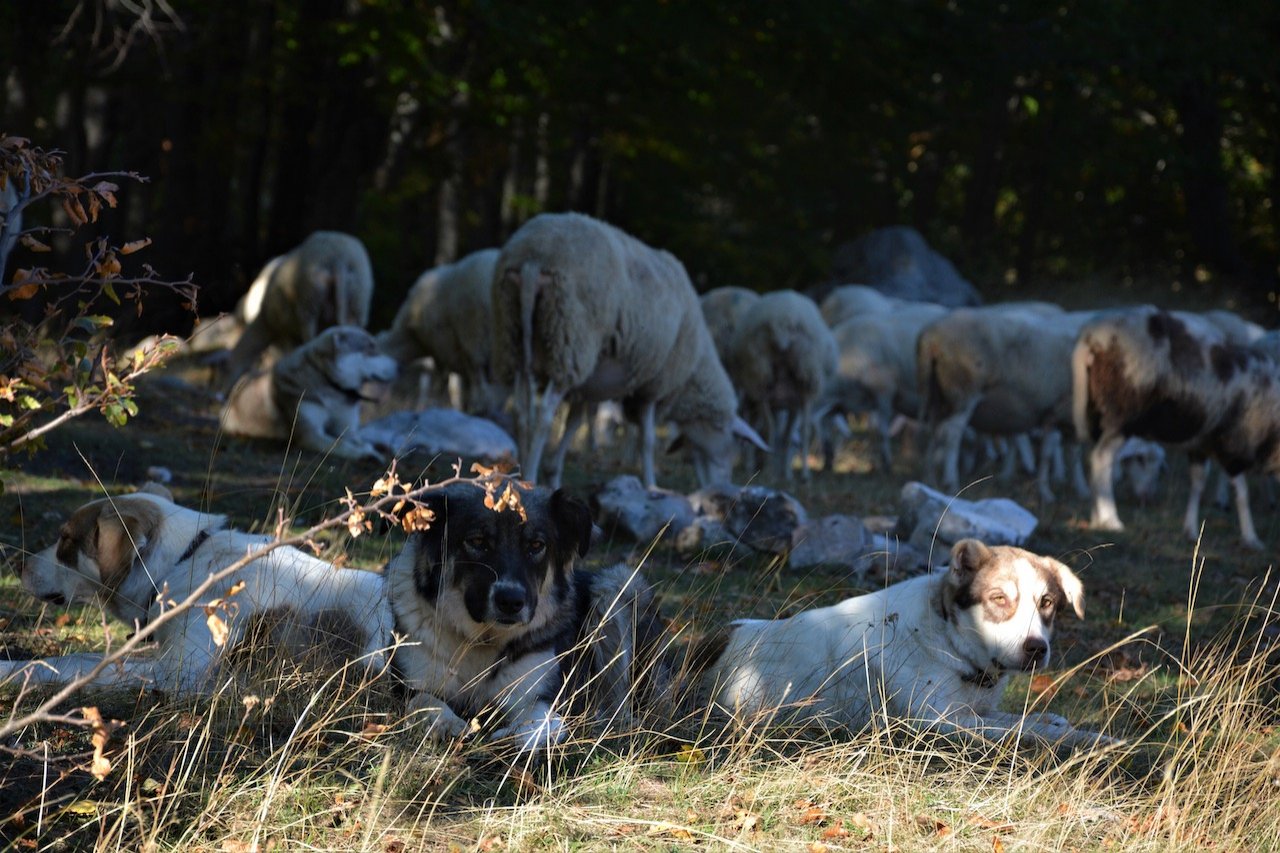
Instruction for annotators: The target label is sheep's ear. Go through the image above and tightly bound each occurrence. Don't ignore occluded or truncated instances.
[138,481,173,501]
[731,416,770,452]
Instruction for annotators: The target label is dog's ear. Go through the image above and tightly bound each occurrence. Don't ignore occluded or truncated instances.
[1051,559,1086,619]
[949,538,991,581]
[95,503,160,588]
[138,481,173,501]
[550,489,594,558]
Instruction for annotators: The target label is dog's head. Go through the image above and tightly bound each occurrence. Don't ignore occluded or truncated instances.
[940,539,1085,675]
[320,325,398,397]
[405,483,594,635]
[21,483,179,614]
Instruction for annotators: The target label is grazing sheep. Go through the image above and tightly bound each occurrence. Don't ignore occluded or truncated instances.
[817,302,948,469]
[377,248,500,412]
[1072,306,1280,549]
[699,286,760,362]
[227,231,374,377]
[819,284,899,327]
[917,306,1093,503]
[1203,308,1265,347]
[491,212,762,488]
[1253,329,1280,362]
[727,290,838,480]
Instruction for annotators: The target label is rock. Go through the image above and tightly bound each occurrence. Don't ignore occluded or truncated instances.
[675,516,741,556]
[788,514,874,571]
[592,476,696,543]
[895,481,1037,551]
[684,483,807,556]
[359,408,517,461]
[830,226,981,307]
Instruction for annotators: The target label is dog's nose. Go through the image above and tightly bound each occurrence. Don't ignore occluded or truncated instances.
[491,586,527,619]
[1022,637,1048,665]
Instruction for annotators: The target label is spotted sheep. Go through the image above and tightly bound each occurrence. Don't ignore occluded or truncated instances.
[1071,306,1280,549]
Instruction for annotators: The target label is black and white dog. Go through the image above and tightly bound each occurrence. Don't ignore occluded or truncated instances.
[386,482,668,753]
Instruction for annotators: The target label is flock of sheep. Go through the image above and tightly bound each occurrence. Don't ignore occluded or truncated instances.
[218,211,1280,549]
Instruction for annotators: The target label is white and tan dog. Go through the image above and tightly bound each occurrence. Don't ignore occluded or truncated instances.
[221,325,397,462]
[693,539,1114,749]
[4,484,394,693]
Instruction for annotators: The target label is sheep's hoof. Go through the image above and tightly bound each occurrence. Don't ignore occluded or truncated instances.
[1241,536,1265,552]
[1090,517,1125,533]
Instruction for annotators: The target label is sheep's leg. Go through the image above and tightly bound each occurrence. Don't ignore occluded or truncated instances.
[997,437,1017,481]
[1069,441,1091,499]
[638,399,658,489]
[1037,430,1060,505]
[1088,431,1126,531]
[1182,458,1208,542]
[776,408,798,480]
[1230,473,1263,550]
[936,397,979,492]
[863,395,894,472]
[523,382,562,484]
[799,403,814,480]
[1015,433,1036,475]
[547,400,586,489]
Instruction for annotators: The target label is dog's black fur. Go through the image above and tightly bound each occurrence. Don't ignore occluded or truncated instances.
[387,482,669,746]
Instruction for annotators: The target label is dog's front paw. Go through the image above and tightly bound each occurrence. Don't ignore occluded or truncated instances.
[491,706,567,755]
[406,693,470,743]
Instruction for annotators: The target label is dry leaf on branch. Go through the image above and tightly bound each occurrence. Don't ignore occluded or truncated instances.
[81,706,118,781]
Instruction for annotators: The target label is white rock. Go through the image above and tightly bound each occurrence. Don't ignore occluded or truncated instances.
[895,480,1037,550]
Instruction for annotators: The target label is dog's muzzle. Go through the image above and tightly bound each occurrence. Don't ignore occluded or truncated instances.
[489,582,531,625]
[1020,637,1049,670]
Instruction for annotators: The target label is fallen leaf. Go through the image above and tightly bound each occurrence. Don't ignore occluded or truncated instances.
[55,613,72,627]
[821,820,850,840]
[1029,673,1057,697]
[915,814,951,837]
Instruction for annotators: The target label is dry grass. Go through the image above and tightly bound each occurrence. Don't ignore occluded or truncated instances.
[2,359,1280,851]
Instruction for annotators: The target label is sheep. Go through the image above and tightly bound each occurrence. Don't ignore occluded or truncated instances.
[490,211,764,489]
[1203,308,1265,347]
[816,302,948,469]
[226,231,374,378]
[376,248,500,412]
[917,306,1094,503]
[699,286,759,363]
[726,290,838,480]
[1072,305,1280,549]
[819,284,898,327]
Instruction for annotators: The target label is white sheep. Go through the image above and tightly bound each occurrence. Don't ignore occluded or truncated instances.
[817,302,948,469]
[227,231,374,377]
[819,284,899,326]
[726,290,838,480]
[377,247,500,412]
[699,286,759,362]
[917,305,1094,503]
[491,211,763,488]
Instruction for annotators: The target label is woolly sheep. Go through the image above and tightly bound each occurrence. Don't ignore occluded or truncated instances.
[377,248,500,412]
[491,211,763,488]
[1072,306,1280,549]
[226,231,374,377]
[727,290,838,480]
[819,284,898,327]
[917,306,1094,503]
[699,286,759,362]
[817,302,948,469]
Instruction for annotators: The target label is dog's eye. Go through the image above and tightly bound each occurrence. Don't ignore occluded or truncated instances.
[989,593,1008,606]
[527,538,546,557]
[464,535,488,551]
[1040,595,1056,610]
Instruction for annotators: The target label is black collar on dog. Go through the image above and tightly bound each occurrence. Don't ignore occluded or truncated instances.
[177,528,212,564]
[960,667,1003,689]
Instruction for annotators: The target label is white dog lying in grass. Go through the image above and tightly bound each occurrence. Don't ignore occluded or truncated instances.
[692,538,1117,750]
[4,483,394,693]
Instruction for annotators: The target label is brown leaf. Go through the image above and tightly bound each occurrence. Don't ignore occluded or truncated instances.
[19,234,51,253]
[821,820,850,840]
[993,836,1007,853]
[915,814,951,837]
[81,706,113,781]
[1029,673,1058,697]
[55,613,72,627]
[120,238,151,255]
[205,608,229,647]
[228,580,246,596]
[62,196,88,227]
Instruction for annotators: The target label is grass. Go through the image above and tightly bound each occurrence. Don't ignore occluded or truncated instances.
[3,356,1280,851]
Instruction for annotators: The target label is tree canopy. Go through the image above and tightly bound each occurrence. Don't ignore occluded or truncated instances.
[3,0,1277,330]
